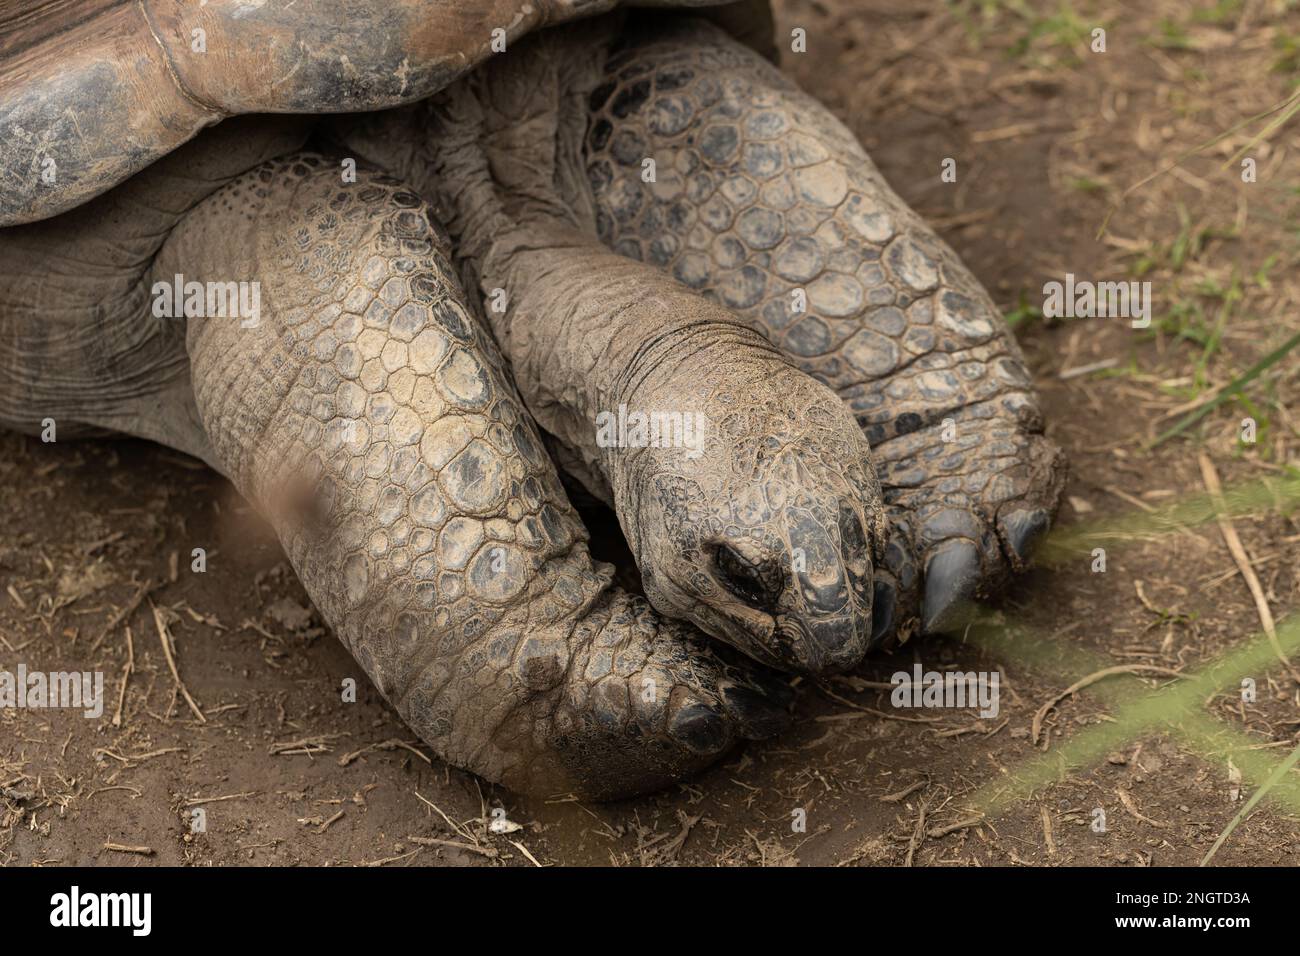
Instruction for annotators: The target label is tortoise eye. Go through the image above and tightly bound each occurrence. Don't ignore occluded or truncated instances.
[714,543,778,612]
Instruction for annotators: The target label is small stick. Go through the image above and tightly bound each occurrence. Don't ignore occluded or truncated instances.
[338,738,433,767]
[184,791,258,807]
[112,625,135,727]
[1058,358,1119,380]
[269,733,346,756]
[126,747,185,762]
[1040,806,1057,856]
[817,686,941,723]
[203,704,244,716]
[1116,786,1171,829]
[406,836,499,858]
[152,603,205,723]
[413,790,478,844]
[87,786,142,799]
[1032,664,1184,746]
[364,848,421,867]
[935,718,1009,739]
[103,842,154,856]
[91,579,159,652]
[904,796,930,867]
[880,779,929,804]
[1198,452,1300,684]
[927,817,983,838]
[1107,485,1158,513]
[511,840,544,867]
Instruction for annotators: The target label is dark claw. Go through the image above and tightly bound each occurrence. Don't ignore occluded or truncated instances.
[1000,508,1050,569]
[870,577,896,646]
[742,668,797,710]
[922,539,982,634]
[669,701,730,755]
[718,682,790,739]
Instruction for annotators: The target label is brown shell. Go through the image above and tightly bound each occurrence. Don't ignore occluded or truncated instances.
[0,0,769,227]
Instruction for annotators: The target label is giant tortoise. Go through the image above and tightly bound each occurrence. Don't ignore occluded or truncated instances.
[0,0,1064,798]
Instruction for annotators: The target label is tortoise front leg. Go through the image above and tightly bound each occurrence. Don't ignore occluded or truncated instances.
[158,153,790,798]
[583,18,1067,642]
[335,39,889,677]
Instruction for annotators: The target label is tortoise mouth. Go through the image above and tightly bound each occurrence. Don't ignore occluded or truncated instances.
[650,566,782,668]
[775,612,870,675]
[692,601,870,676]
[706,535,872,674]
[658,567,870,676]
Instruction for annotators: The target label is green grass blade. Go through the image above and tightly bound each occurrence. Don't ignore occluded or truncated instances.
[1149,330,1300,448]
[1224,88,1300,169]
[1099,89,1300,240]
[1200,737,1300,865]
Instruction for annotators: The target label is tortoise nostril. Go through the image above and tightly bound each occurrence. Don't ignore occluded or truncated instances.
[713,542,781,613]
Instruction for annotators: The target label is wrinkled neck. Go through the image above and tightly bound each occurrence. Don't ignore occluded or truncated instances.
[481,222,785,490]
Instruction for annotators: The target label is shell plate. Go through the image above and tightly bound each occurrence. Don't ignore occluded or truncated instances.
[0,0,755,226]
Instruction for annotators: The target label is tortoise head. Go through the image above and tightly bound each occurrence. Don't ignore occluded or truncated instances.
[611,345,887,676]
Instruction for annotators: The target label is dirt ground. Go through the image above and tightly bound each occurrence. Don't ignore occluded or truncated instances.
[4,0,1300,867]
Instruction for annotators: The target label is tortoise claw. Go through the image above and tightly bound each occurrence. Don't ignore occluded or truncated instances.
[718,681,791,740]
[668,701,730,756]
[921,540,982,634]
[999,508,1051,570]
[870,577,897,646]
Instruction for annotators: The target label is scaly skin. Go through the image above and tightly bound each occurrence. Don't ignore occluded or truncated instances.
[0,0,742,227]
[0,116,312,458]
[0,126,794,799]
[475,234,886,674]
[0,8,1067,799]
[165,153,798,799]
[336,22,888,675]
[581,17,1067,642]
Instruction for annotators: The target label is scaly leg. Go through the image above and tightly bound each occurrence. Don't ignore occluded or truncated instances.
[583,17,1066,642]
[2,129,792,798]
[335,25,890,676]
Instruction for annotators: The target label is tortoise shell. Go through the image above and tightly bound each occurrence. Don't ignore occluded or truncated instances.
[0,0,770,226]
